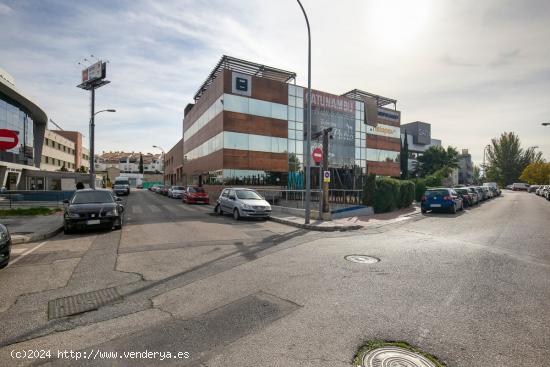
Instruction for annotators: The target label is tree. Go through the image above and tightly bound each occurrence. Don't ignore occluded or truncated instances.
[472,164,482,185]
[59,164,68,172]
[77,166,88,173]
[416,146,459,177]
[519,162,550,185]
[139,154,144,174]
[400,133,409,179]
[485,132,543,187]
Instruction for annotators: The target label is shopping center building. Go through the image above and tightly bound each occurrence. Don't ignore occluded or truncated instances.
[179,56,401,189]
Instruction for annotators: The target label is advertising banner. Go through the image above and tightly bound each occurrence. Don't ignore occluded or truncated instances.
[305,91,356,167]
[366,123,401,139]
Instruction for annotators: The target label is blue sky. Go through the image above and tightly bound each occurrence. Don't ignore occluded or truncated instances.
[1,0,549,163]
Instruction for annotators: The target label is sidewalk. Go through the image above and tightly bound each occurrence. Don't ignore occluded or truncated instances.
[269,204,421,232]
[1,212,64,244]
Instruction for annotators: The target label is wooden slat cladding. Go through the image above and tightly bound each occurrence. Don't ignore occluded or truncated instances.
[367,161,400,177]
[367,135,401,151]
[182,149,223,176]
[224,111,287,138]
[223,69,288,105]
[224,149,288,172]
[183,72,224,134]
[184,112,223,154]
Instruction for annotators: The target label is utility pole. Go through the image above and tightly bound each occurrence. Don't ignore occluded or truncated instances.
[90,87,95,188]
[322,128,332,215]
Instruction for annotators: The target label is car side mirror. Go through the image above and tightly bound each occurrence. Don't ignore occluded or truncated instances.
[63,199,69,204]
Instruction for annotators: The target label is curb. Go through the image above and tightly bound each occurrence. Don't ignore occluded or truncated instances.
[269,216,362,232]
[11,224,64,245]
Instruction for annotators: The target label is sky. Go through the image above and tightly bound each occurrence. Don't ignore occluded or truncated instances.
[0,0,549,163]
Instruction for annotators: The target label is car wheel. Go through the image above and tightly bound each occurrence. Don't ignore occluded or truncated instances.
[451,204,457,214]
[0,260,8,269]
[114,218,122,230]
[215,204,223,215]
[421,208,427,214]
[63,222,72,235]
[233,208,240,220]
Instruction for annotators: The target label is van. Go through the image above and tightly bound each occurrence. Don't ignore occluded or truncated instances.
[512,183,529,191]
[483,182,501,196]
[114,177,130,195]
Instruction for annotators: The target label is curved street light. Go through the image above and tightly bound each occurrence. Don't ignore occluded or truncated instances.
[89,108,116,189]
[297,0,312,224]
[152,145,166,186]
[542,123,549,126]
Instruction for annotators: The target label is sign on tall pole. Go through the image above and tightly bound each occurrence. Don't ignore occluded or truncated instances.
[77,61,110,189]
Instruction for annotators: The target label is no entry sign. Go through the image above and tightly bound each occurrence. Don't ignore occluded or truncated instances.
[312,147,323,164]
[0,129,19,150]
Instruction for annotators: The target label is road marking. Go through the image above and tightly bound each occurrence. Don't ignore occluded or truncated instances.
[10,248,26,254]
[148,205,161,213]
[7,241,48,267]
[132,206,143,214]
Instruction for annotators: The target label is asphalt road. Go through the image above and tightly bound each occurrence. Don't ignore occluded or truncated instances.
[0,189,548,366]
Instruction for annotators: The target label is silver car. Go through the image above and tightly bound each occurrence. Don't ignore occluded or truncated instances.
[168,186,185,199]
[215,188,272,220]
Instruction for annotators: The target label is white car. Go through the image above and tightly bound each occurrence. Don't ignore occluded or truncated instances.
[168,186,185,199]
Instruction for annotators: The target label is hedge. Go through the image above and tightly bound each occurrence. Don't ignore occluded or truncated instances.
[365,177,415,213]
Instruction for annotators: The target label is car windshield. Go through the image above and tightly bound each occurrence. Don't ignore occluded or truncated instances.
[426,190,448,197]
[114,185,125,189]
[72,191,114,204]
[455,189,468,194]
[188,187,205,193]
[172,186,185,190]
[236,190,262,200]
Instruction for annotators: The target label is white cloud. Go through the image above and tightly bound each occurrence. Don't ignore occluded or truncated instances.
[0,2,12,15]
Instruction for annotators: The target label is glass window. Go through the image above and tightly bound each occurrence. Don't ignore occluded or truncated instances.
[288,96,296,108]
[295,122,303,132]
[295,97,304,108]
[295,108,304,122]
[224,132,249,150]
[272,103,287,120]
[288,140,296,153]
[249,99,271,118]
[296,141,303,154]
[295,86,304,98]
[288,84,296,96]
[288,106,295,121]
[288,130,296,140]
[224,94,249,114]
[249,134,271,151]
[288,120,296,130]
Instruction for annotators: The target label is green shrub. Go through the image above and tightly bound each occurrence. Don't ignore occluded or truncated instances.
[414,178,427,202]
[373,177,400,213]
[362,173,377,206]
[398,180,415,208]
[424,174,443,187]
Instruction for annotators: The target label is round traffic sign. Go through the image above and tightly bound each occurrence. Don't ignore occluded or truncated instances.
[0,129,19,151]
[312,147,323,164]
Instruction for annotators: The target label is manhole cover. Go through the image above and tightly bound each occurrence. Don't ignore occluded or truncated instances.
[48,287,122,319]
[345,255,380,264]
[362,346,436,367]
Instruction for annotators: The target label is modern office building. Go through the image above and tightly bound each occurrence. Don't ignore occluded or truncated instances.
[180,55,401,189]
[0,67,47,189]
[53,130,90,172]
[165,138,183,185]
[458,149,473,185]
[400,121,442,174]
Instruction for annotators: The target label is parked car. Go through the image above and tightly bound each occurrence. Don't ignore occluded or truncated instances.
[112,184,129,196]
[512,182,529,191]
[483,182,501,196]
[215,188,272,219]
[528,185,540,193]
[455,188,474,208]
[114,177,130,195]
[136,184,143,189]
[421,188,464,214]
[505,184,513,190]
[149,185,158,192]
[154,185,165,194]
[183,186,210,204]
[168,186,185,199]
[466,187,480,205]
[63,189,124,234]
[0,224,12,269]
[474,186,487,201]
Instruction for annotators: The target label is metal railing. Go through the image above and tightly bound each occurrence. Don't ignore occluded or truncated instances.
[0,191,75,209]
[255,189,363,210]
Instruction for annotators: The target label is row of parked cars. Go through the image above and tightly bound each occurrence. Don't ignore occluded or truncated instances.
[421,184,501,214]
[149,185,273,219]
[530,185,550,200]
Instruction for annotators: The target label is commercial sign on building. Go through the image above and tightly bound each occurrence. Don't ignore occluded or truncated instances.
[306,91,355,167]
[231,72,252,97]
[366,123,401,139]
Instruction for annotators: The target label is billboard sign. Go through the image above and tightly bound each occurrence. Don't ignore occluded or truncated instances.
[306,91,355,167]
[81,61,106,84]
[366,123,401,139]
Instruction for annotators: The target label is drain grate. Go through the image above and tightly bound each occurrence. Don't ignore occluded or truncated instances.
[48,287,122,320]
[362,346,436,367]
[345,255,380,264]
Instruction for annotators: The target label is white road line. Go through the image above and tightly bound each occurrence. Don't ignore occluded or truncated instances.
[148,205,161,213]
[7,241,48,267]
[132,206,143,214]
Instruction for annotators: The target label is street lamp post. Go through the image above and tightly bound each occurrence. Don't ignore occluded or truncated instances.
[297,0,312,224]
[542,123,549,126]
[482,144,490,180]
[152,145,166,186]
[89,109,116,189]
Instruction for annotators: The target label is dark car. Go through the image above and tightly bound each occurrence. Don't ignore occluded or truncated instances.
[454,187,474,208]
[63,189,124,234]
[421,188,464,214]
[0,224,12,269]
[113,184,128,196]
[183,186,210,204]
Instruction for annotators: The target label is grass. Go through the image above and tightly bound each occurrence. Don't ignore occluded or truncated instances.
[0,207,62,217]
[353,339,446,366]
